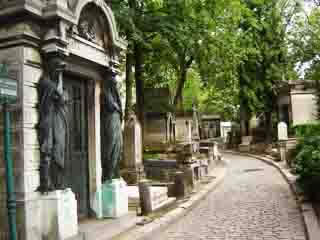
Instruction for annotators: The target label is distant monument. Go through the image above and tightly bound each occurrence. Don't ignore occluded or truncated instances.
[278,122,288,141]
[278,122,289,164]
[192,103,200,140]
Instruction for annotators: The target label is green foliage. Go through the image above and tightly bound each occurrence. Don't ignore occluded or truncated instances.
[238,0,295,114]
[293,135,320,199]
[293,122,320,137]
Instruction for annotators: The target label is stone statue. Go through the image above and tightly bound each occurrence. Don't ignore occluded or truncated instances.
[37,58,68,193]
[101,72,123,182]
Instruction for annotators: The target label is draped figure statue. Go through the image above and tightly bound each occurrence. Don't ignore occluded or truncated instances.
[37,59,68,193]
[101,72,123,182]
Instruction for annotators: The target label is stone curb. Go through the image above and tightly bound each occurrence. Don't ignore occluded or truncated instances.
[113,163,228,240]
[223,150,320,240]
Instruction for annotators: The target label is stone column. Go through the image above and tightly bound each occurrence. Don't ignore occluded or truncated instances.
[138,180,152,216]
[187,120,192,143]
[174,171,186,199]
[277,122,289,165]
[88,80,103,218]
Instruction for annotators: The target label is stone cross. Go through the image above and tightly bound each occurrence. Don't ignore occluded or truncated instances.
[277,122,288,141]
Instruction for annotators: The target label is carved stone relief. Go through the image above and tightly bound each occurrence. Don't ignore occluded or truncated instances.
[77,3,112,52]
[67,0,78,11]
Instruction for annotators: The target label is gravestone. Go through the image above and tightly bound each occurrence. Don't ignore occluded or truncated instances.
[278,122,288,141]
[121,112,144,184]
[278,122,289,164]
[239,136,253,152]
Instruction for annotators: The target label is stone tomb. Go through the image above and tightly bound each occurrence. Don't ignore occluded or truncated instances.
[0,1,127,239]
[239,136,253,152]
[138,180,175,215]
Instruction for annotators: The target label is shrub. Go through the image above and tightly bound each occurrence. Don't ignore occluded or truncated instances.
[293,132,320,200]
[293,122,320,138]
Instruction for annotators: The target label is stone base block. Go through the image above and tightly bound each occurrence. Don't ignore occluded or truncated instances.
[239,144,251,152]
[102,179,129,218]
[40,188,78,240]
[149,187,170,211]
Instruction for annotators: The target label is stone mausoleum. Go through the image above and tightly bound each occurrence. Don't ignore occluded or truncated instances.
[0,0,126,239]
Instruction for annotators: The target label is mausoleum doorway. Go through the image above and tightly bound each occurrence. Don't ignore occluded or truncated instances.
[63,74,89,219]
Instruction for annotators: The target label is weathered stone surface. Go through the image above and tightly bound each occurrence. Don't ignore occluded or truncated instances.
[40,189,78,240]
[144,115,167,146]
[174,171,187,198]
[139,180,152,215]
[291,91,317,125]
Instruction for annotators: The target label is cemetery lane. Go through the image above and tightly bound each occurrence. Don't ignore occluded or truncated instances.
[149,154,306,240]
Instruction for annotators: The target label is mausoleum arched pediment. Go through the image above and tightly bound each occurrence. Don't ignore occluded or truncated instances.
[72,0,126,50]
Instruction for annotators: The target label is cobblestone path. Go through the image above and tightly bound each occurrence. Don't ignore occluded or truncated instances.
[151,154,306,240]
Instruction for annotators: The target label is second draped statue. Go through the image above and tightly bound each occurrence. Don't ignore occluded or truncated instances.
[101,72,123,182]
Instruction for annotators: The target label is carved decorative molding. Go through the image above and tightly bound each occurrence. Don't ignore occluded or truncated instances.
[76,3,112,51]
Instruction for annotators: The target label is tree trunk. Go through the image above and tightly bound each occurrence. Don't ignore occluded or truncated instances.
[173,67,187,109]
[240,104,249,137]
[134,42,145,142]
[124,50,134,121]
[173,55,193,111]
[265,111,273,144]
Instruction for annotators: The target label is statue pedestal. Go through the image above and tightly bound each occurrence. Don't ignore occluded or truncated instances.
[40,188,78,240]
[102,178,129,218]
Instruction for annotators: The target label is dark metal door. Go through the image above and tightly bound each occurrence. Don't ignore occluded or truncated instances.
[63,76,89,218]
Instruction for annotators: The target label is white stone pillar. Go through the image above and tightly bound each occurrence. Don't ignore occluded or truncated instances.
[88,80,103,219]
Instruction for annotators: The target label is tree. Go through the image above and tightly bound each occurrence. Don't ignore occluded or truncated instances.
[237,0,297,142]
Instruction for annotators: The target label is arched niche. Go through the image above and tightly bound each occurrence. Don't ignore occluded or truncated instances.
[77,3,112,51]
[73,0,126,51]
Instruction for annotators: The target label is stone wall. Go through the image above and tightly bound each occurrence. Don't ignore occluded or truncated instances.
[144,114,167,146]
[291,92,317,126]
[0,46,42,239]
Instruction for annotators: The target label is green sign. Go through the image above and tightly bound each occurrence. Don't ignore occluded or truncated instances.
[0,64,17,103]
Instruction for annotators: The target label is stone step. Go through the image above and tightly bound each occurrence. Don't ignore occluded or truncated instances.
[78,212,138,240]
